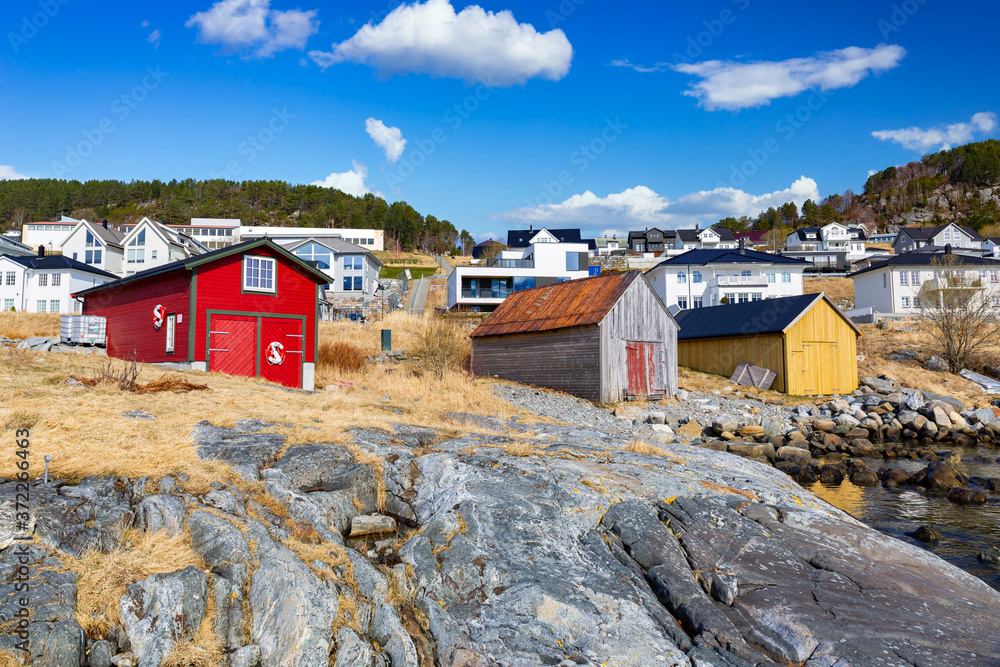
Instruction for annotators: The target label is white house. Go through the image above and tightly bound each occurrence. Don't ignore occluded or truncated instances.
[0,236,34,257]
[783,223,868,267]
[645,247,807,310]
[893,223,984,254]
[281,237,383,298]
[628,226,737,254]
[239,226,384,251]
[58,219,126,276]
[119,218,208,276]
[447,239,592,311]
[850,246,1000,316]
[21,217,79,251]
[594,237,625,255]
[0,251,118,313]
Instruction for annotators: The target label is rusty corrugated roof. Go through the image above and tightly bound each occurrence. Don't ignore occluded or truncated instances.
[470,271,641,338]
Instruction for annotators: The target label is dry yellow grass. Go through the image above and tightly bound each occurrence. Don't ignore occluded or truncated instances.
[162,607,224,667]
[0,312,60,339]
[64,530,205,637]
[803,276,855,304]
[374,251,439,267]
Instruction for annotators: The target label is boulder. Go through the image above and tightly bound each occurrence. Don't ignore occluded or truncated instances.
[134,495,186,536]
[88,639,114,667]
[333,628,377,667]
[712,416,738,435]
[923,464,967,491]
[647,412,666,425]
[888,350,919,362]
[120,566,208,667]
[776,446,811,463]
[931,407,951,429]
[923,355,950,372]
[229,644,262,667]
[350,514,397,537]
[861,376,898,393]
[812,419,836,433]
[947,488,988,505]
[676,419,704,441]
[186,512,250,571]
[909,525,942,543]
[978,547,1000,564]
[849,469,879,487]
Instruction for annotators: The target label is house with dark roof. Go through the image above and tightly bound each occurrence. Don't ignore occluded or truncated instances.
[471,239,505,260]
[783,223,868,268]
[506,227,597,253]
[850,245,1000,316]
[470,270,678,402]
[644,247,807,311]
[75,238,330,390]
[58,219,127,275]
[628,226,738,254]
[0,235,34,257]
[0,249,117,313]
[893,223,984,254]
[674,293,861,395]
[280,237,382,297]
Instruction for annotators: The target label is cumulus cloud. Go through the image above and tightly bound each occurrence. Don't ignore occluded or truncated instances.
[0,166,28,181]
[492,177,820,237]
[608,58,665,74]
[871,112,997,152]
[147,29,162,48]
[187,0,319,58]
[308,0,573,86]
[365,118,406,163]
[311,161,381,198]
[673,44,906,111]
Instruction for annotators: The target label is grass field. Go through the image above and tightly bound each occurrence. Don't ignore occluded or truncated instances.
[374,251,438,267]
[379,265,440,280]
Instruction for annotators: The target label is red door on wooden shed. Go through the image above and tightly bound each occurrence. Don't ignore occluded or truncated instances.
[626,341,655,397]
[259,318,303,388]
[209,316,257,378]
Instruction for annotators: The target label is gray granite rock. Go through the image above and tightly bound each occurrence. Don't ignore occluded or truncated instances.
[134,495,186,535]
[120,566,208,667]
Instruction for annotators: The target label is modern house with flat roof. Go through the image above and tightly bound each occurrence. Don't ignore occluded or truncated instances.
[238,226,384,251]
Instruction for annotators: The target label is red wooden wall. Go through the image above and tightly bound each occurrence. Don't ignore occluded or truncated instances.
[82,270,191,363]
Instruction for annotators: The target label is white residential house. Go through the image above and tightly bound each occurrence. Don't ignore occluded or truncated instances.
[0,251,118,313]
[850,246,1000,316]
[783,223,868,267]
[670,226,738,251]
[594,237,625,255]
[239,226,384,251]
[119,218,208,276]
[447,239,592,311]
[21,217,80,252]
[644,247,807,310]
[58,219,126,275]
[281,238,383,298]
[892,223,984,254]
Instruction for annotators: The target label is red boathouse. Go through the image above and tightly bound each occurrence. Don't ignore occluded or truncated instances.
[74,238,330,390]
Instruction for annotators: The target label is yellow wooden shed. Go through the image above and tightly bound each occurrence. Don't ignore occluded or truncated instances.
[673,293,861,396]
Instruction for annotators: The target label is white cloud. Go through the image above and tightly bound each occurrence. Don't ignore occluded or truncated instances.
[0,166,28,181]
[187,0,319,58]
[673,44,906,111]
[147,29,161,48]
[492,177,820,237]
[308,0,573,86]
[871,112,997,152]
[365,118,406,163]
[608,58,665,74]
[311,160,382,198]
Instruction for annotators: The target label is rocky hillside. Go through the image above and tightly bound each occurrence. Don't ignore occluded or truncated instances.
[3,384,999,667]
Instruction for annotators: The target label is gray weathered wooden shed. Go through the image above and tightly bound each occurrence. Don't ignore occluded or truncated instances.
[469,270,678,403]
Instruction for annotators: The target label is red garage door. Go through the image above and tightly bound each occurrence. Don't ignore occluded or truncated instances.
[260,318,303,388]
[209,317,257,378]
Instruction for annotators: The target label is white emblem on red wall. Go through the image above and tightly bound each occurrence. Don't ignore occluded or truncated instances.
[266,341,286,365]
[153,305,166,329]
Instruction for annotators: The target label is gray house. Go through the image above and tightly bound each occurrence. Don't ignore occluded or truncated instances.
[282,237,383,298]
[893,223,984,254]
[470,270,678,403]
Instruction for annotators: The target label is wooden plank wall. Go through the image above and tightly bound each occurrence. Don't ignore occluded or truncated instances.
[783,298,859,395]
[678,333,787,392]
[471,326,602,402]
[601,278,679,402]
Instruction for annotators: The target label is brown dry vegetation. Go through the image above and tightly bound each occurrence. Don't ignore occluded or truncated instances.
[0,312,60,339]
[803,276,855,304]
[374,251,439,267]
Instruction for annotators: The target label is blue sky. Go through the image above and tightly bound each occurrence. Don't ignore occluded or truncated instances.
[2,0,998,240]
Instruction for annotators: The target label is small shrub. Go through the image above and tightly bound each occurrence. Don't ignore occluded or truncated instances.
[318,340,368,373]
[94,354,140,391]
[413,318,469,378]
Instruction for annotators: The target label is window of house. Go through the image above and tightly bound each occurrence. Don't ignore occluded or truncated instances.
[899,272,909,286]
[724,293,735,303]
[127,230,146,264]
[911,271,920,285]
[692,271,702,283]
[52,274,61,287]
[736,293,749,303]
[38,274,48,287]
[36,300,47,313]
[513,276,535,291]
[243,256,276,293]
[781,272,791,283]
[4,272,14,286]
[165,314,176,354]
[343,276,354,291]
[85,249,102,265]
[677,271,686,284]
[151,250,158,260]
[751,293,762,301]
[49,300,60,312]
[566,253,580,271]
[741,269,752,277]
[913,296,921,308]
[765,273,775,283]
[677,297,688,309]
[86,230,96,247]
[3,299,12,311]
[901,296,910,308]
[354,276,363,291]
[693,297,703,308]
[295,242,332,270]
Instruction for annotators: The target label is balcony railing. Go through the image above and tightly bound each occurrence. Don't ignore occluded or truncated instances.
[461,289,510,299]
[486,258,534,268]
[712,275,768,287]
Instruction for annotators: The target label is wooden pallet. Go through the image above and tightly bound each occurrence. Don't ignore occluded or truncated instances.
[729,362,777,391]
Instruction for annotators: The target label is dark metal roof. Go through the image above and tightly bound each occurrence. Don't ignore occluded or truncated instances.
[654,248,807,267]
[470,271,643,338]
[86,221,126,248]
[851,247,1000,277]
[675,226,737,243]
[1,253,118,279]
[898,224,984,242]
[73,238,331,297]
[674,293,860,340]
